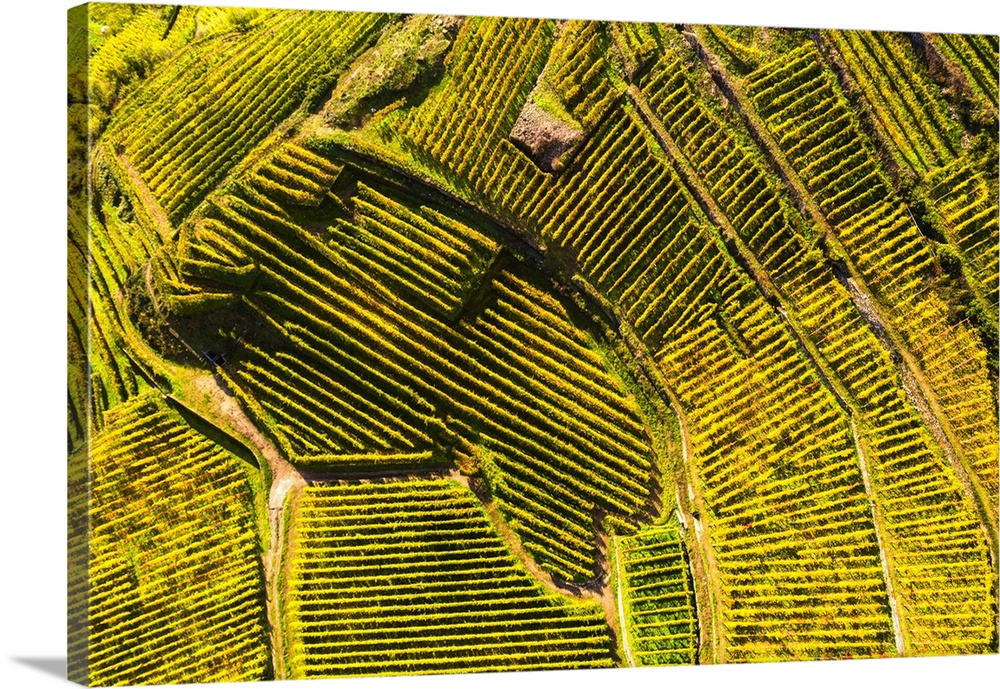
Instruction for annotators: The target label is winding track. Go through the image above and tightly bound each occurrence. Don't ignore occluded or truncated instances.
[614,537,637,667]
[192,373,305,680]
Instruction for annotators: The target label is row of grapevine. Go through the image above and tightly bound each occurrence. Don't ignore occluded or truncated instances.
[75,8,1000,673]
[308,14,996,657]
[86,393,269,686]
[182,167,655,581]
[715,269,995,655]
[786,260,998,601]
[180,136,501,322]
[192,190,442,465]
[95,138,191,339]
[70,156,169,442]
[699,24,766,72]
[284,479,615,678]
[543,21,620,131]
[743,44,998,516]
[107,10,390,223]
[67,444,90,684]
[248,142,343,208]
[616,524,698,665]
[892,290,1000,500]
[341,17,617,232]
[859,402,996,655]
[176,141,344,297]
[334,182,501,320]
[67,209,90,450]
[458,272,651,580]
[824,30,961,173]
[796,273,995,655]
[533,110,744,350]
[746,45,901,227]
[610,21,660,77]
[344,16,992,657]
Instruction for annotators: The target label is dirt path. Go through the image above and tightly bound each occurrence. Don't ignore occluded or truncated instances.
[116,152,173,239]
[265,489,294,681]
[141,250,307,679]
[115,124,635,669]
[613,537,636,667]
[453,466,637,666]
[680,27,824,232]
[850,417,906,655]
[611,320,725,664]
[668,395,726,664]
[191,365,628,671]
[192,374,304,681]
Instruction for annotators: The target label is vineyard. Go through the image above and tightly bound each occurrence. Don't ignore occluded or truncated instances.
[615,524,698,666]
[284,480,614,677]
[68,4,998,686]
[77,393,269,685]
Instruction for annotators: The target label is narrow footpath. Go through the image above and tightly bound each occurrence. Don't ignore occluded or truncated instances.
[614,537,637,667]
[193,373,305,681]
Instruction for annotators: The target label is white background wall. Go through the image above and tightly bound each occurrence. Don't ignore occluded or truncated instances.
[1,0,997,686]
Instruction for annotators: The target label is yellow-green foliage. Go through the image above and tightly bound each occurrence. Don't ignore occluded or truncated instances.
[632,39,996,656]
[86,393,269,685]
[285,479,614,678]
[617,524,698,665]
[385,17,555,183]
[106,10,392,223]
[611,21,660,76]
[71,6,999,678]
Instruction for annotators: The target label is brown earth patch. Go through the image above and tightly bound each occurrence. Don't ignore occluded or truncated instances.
[509,100,583,173]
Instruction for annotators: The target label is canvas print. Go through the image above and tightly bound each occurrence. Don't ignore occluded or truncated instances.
[67,3,999,686]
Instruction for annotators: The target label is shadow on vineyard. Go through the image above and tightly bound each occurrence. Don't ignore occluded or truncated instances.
[68,4,999,686]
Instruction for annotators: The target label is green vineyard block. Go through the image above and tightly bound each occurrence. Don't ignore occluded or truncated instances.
[68,4,998,686]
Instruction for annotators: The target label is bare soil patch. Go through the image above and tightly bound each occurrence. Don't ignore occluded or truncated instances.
[509,100,583,173]
[117,152,172,238]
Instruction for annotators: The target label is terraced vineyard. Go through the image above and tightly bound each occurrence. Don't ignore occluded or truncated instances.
[285,480,614,677]
[615,524,698,666]
[78,393,269,685]
[68,5,998,685]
